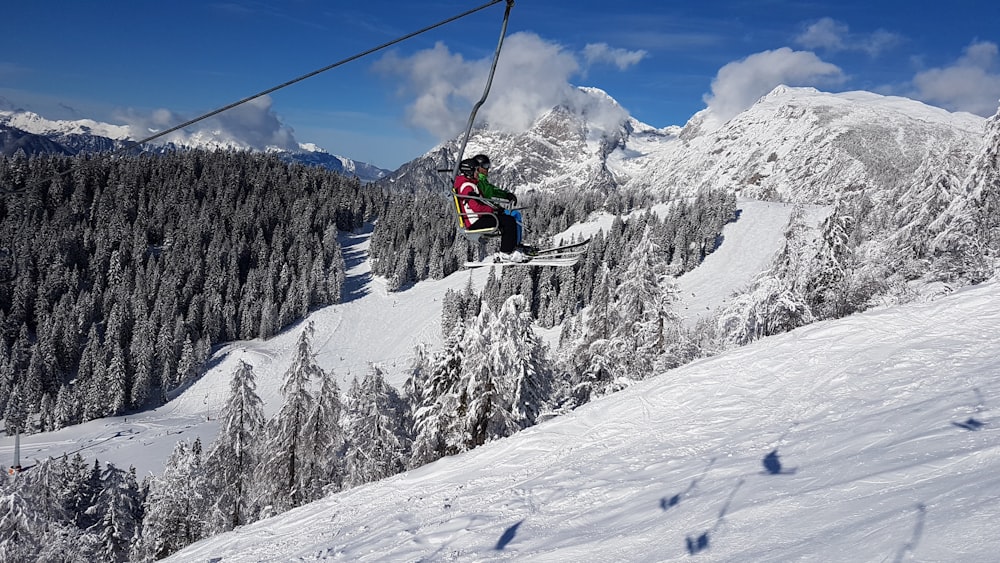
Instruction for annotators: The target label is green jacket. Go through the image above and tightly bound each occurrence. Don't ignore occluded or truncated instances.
[477,173,515,202]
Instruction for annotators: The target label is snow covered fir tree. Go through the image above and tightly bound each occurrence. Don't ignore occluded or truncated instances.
[1,84,999,559]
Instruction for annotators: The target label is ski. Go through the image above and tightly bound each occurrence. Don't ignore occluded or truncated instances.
[463,254,581,268]
[462,239,590,268]
[525,238,591,256]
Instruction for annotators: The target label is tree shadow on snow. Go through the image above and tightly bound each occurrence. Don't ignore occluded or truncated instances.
[340,224,375,302]
[495,520,524,551]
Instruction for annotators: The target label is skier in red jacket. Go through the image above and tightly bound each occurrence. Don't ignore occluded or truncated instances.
[454,154,529,262]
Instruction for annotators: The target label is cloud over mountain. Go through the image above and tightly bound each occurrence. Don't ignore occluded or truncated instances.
[114,95,301,151]
[701,47,845,128]
[911,41,1000,117]
[374,32,640,140]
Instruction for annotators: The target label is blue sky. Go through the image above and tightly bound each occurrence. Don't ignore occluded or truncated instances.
[3,1,999,169]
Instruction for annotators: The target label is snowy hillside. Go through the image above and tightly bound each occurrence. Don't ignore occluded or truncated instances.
[0,227,491,478]
[1,199,794,478]
[167,274,1000,562]
[7,195,998,561]
[674,200,829,328]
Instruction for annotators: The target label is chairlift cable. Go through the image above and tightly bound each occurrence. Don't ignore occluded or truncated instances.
[126,0,510,153]
[6,0,509,197]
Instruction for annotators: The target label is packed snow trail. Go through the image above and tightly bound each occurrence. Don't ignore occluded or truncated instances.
[169,281,1000,562]
[0,226,491,477]
[673,199,829,328]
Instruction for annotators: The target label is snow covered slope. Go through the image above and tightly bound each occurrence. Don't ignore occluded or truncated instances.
[673,199,829,328]
[0,227,492,478]
[168,278,1000,562]
[4,162,997,561]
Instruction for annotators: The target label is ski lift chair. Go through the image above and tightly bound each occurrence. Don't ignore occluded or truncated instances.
[452,190,502,243]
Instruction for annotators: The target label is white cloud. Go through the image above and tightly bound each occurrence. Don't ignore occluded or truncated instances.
[796,18,848,52]
[115,95,300,151]
[583,43,648,71]
[795,17,902,57]
[702,47,846,126]
[374,32,636,140]
[911,41,1000,117]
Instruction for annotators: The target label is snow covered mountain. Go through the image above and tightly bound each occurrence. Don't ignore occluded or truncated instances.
[632,86,986,203]
[0,110,389,182]
[386,85,986,207]
[4,85,985,199]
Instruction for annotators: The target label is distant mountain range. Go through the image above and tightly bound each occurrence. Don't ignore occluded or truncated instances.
[388,85,987,206]
[3,85,991,206]
[0,110,390,183]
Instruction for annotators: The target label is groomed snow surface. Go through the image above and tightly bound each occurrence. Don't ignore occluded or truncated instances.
[169,276,1000,562]
[6,200,1000,561]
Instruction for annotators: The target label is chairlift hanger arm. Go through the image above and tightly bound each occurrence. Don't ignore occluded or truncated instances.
[449,0,515,181]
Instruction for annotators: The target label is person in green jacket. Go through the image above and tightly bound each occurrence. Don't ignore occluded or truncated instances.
[461,154,529,250]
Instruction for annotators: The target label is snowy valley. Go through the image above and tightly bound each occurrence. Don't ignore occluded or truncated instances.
[2,83,1000,561]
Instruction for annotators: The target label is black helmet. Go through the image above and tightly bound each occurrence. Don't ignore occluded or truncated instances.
[459,154,491,176]
[472,154,491,170]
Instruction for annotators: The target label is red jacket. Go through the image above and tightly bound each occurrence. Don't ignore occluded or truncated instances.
[454,174,495,228]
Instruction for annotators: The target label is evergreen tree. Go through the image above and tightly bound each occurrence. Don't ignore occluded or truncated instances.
[488,295,551,428]
[407,327,466,468]
[0,489,41,561]
[299,358,345,502]
[458,295,552,449]
[87,463,143,563]
[2,383,27,435]
[257,325,319,513]
[804,208,857,318]
[460,302,502,448]
[135,438,206,560]
[203,360,264,532]
[612,226,678,378]
[343,366,411,487]
[568,265,623,405]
